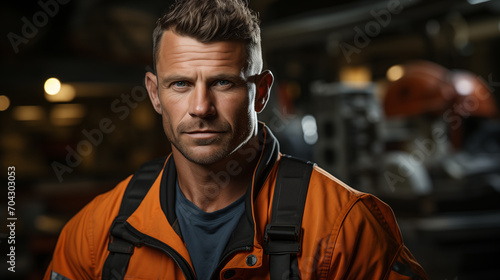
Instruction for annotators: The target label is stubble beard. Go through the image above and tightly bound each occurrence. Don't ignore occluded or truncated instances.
[170,133,232,165]
[164,120,252,166]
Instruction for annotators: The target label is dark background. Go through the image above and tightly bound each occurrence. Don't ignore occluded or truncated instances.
[1,0,500,279]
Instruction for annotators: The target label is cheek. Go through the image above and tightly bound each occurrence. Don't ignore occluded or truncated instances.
[160,95,185,122]
[224,94,252,119]
[161,111,175,136]
[230,96,256,133]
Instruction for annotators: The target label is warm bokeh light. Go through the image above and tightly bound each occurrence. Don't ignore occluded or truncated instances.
[44,77,62,95]
[50,104,86,126]
[0,95,10,111]
[340,66,372,85]
[45,84,76,102]
[386,65,405,82]
[12,106,45,121]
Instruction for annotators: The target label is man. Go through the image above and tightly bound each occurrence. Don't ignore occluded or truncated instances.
[45,0,428,279]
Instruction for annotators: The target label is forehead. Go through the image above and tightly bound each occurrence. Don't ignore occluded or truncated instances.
[156,31,247,74]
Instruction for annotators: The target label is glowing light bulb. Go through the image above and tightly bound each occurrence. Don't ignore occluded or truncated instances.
[44,78,61,95]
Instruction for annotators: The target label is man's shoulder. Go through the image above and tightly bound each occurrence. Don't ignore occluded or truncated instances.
[307,164,402,239]
[307,165,396,223]
[308,165,365,201]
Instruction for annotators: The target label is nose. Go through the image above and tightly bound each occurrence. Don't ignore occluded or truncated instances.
[188,84,216,118]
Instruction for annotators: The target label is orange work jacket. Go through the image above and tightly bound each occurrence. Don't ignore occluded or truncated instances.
[44,124,428,280]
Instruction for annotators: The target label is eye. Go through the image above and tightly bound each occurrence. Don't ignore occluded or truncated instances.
[172,81,187,87]
[216,80,231,86]
[213,80,235,90]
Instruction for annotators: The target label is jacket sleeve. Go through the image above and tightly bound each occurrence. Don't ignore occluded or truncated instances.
[43,200,101,280]
[43,177,131,280]
[328,194,428,280]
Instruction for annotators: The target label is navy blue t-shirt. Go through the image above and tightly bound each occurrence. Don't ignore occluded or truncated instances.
[175,182,245,280]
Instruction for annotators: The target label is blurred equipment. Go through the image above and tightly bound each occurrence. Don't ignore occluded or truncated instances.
[381,151,433,198]
[381,61,500,279]
[382,60,500,213]
[310,81,383,192]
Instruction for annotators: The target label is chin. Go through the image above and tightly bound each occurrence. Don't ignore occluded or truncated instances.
[183,148,231,166]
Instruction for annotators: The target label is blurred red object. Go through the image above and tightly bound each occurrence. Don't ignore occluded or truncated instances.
[384,60,498,118]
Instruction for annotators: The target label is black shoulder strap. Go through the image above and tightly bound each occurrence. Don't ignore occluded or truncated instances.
[102,157,166,280]
[265,155,315,280]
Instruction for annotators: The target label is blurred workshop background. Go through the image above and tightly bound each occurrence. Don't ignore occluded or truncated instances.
[1,0,500,279]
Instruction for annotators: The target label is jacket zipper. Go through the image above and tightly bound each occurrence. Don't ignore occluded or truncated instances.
[209,246,253,280]
[124,222,196,280]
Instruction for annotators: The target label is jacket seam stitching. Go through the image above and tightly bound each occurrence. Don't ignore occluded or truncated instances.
[383,243,404,280]
[321,193,365,279]
[362,197,396,240]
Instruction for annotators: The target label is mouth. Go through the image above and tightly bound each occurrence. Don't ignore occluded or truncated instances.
[184,130,225,139]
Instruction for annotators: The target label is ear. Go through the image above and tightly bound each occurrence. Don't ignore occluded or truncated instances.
[254,70,274,113]
[145,72,162,114]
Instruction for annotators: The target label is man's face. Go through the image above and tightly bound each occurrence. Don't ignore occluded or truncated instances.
[146,31,271,165]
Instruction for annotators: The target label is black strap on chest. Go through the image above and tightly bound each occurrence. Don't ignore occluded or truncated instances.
[265,155,314,280]
[102,157,166,280]
[102,155,314,280]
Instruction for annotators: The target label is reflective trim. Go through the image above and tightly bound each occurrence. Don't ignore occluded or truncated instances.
[51,271,72,280]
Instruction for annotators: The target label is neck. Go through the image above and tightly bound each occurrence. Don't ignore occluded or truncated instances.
[174,136,261,212]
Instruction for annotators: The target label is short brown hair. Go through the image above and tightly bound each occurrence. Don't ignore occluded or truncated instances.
[152,0,262,75]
